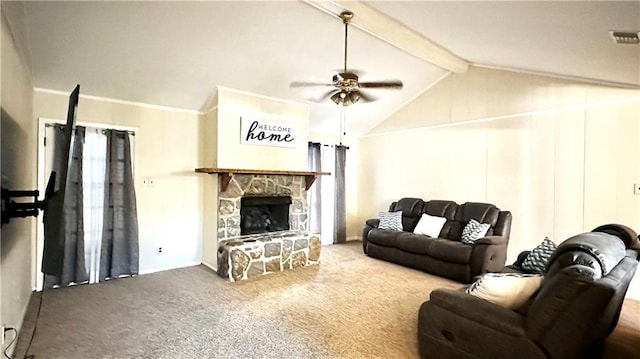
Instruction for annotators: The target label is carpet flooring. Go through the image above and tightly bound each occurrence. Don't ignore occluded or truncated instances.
[13,241,640,359]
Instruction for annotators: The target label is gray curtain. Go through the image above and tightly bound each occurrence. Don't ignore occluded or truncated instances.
[45,125,88,288]
[333,145,347,244]
[100,129,139,281]
[307,142,322,234]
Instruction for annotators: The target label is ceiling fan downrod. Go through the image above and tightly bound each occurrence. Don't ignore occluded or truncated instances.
[340,11,353,73]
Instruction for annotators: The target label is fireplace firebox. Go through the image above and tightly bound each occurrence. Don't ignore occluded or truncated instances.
[240,196,291,235]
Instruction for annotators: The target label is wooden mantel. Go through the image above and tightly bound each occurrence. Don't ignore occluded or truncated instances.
[195,168,330,192]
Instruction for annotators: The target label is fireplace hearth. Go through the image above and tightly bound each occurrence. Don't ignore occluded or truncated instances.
[212,173,321,281]
[240,196,291,235]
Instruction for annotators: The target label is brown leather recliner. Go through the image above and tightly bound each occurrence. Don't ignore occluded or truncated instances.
[362,198,512,283]
[417,227,640,359]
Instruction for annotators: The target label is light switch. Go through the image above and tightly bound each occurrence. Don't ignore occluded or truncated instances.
[148,178,157,187]
[141,178,149,187]
[634,183,640,195]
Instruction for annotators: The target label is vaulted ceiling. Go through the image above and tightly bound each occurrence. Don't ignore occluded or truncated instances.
[18,1,640,135]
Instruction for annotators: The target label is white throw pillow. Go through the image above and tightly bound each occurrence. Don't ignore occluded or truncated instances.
[461,219,491,244]
[378,211,403,231]
[465,273,543,310]
[413,213,447,238]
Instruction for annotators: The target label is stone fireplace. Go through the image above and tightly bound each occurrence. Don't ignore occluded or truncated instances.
[214,173,320,281]
[217,174,308,239]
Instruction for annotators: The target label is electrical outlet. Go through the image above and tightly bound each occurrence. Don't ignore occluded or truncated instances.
[635,183,640,195]
[141,178,149,187]
[157,247,163,254]
[148,178,156,187]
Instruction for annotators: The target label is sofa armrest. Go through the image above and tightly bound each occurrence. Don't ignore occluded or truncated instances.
[474,235,507,246]
[429,288,526,337]
[468,236,509,281]
[362,219,380,254]
[365,218,380,228]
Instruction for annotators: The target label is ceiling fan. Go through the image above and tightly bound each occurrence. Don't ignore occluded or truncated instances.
[291,11,403,106]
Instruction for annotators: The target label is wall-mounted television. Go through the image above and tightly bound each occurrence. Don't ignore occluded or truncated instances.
[42,85,80,276]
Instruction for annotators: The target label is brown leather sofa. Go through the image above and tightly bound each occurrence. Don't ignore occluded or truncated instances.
[362,198,512,283]
[417,226,640,359]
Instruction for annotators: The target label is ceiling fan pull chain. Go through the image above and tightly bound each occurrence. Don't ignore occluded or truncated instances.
[340,106,345,145]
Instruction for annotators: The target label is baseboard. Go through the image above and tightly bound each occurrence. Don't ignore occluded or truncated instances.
[201,261,217,272]
[138,261,202,276]
[347,236,362,242]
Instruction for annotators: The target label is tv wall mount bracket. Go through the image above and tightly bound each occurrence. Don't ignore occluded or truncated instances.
[1,173,55,226]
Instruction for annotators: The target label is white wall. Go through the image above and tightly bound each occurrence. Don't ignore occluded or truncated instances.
[359,66,640,299]
[215,86,309,171]
[33,90,204,275]
[198,87,310,269]
[1,3,36,354]
[200,107,218,269]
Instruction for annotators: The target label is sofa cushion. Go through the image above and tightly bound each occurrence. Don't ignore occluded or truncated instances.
[466,273,543,310]
[522,237,557,274]
[389,197,425,231]
[423,200,458,218]
[461,219,491,244]
[367,229,402,248]
[447,202,500,240]
[546,232,627,278]
[395,233,435,255]
[413,213,447,237]
[427,238,473,264]
[378,211,403,231]
[591,223,640,250]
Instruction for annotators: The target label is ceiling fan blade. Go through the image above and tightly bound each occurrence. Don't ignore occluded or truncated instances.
[359,80,403,89]
[290,81,333,88]
[310,89,341,103]
[355,89,378,103]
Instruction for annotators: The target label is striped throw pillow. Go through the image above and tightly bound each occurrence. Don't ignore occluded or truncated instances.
[378,211,403,231]
[522,237,557,274]
[461,219,491,244]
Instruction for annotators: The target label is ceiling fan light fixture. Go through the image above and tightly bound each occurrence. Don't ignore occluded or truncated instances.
[344,91,360,106]
[330,91,360,106]
[609,31,640,44]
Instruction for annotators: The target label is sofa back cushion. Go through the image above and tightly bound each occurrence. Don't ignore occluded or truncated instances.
[444,202,500,241]
[421,200,458,237]
[546,232,626,279]
[389,198,425,232]
[592,223,640,250]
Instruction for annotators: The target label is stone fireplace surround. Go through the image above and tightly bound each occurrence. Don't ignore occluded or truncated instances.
[214,173,320,281]
[218,174,308,239]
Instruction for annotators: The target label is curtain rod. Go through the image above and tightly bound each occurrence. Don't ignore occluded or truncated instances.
[46,123,136,136]
[308,141,350,150]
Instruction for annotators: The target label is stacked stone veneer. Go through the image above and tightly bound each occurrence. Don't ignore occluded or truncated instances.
[218,174,308,240]
[217,231,321,281]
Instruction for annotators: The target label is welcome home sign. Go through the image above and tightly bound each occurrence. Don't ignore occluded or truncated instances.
[240,117,298,148]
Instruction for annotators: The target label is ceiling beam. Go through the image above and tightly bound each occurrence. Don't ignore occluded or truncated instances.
[302,0,469,73]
